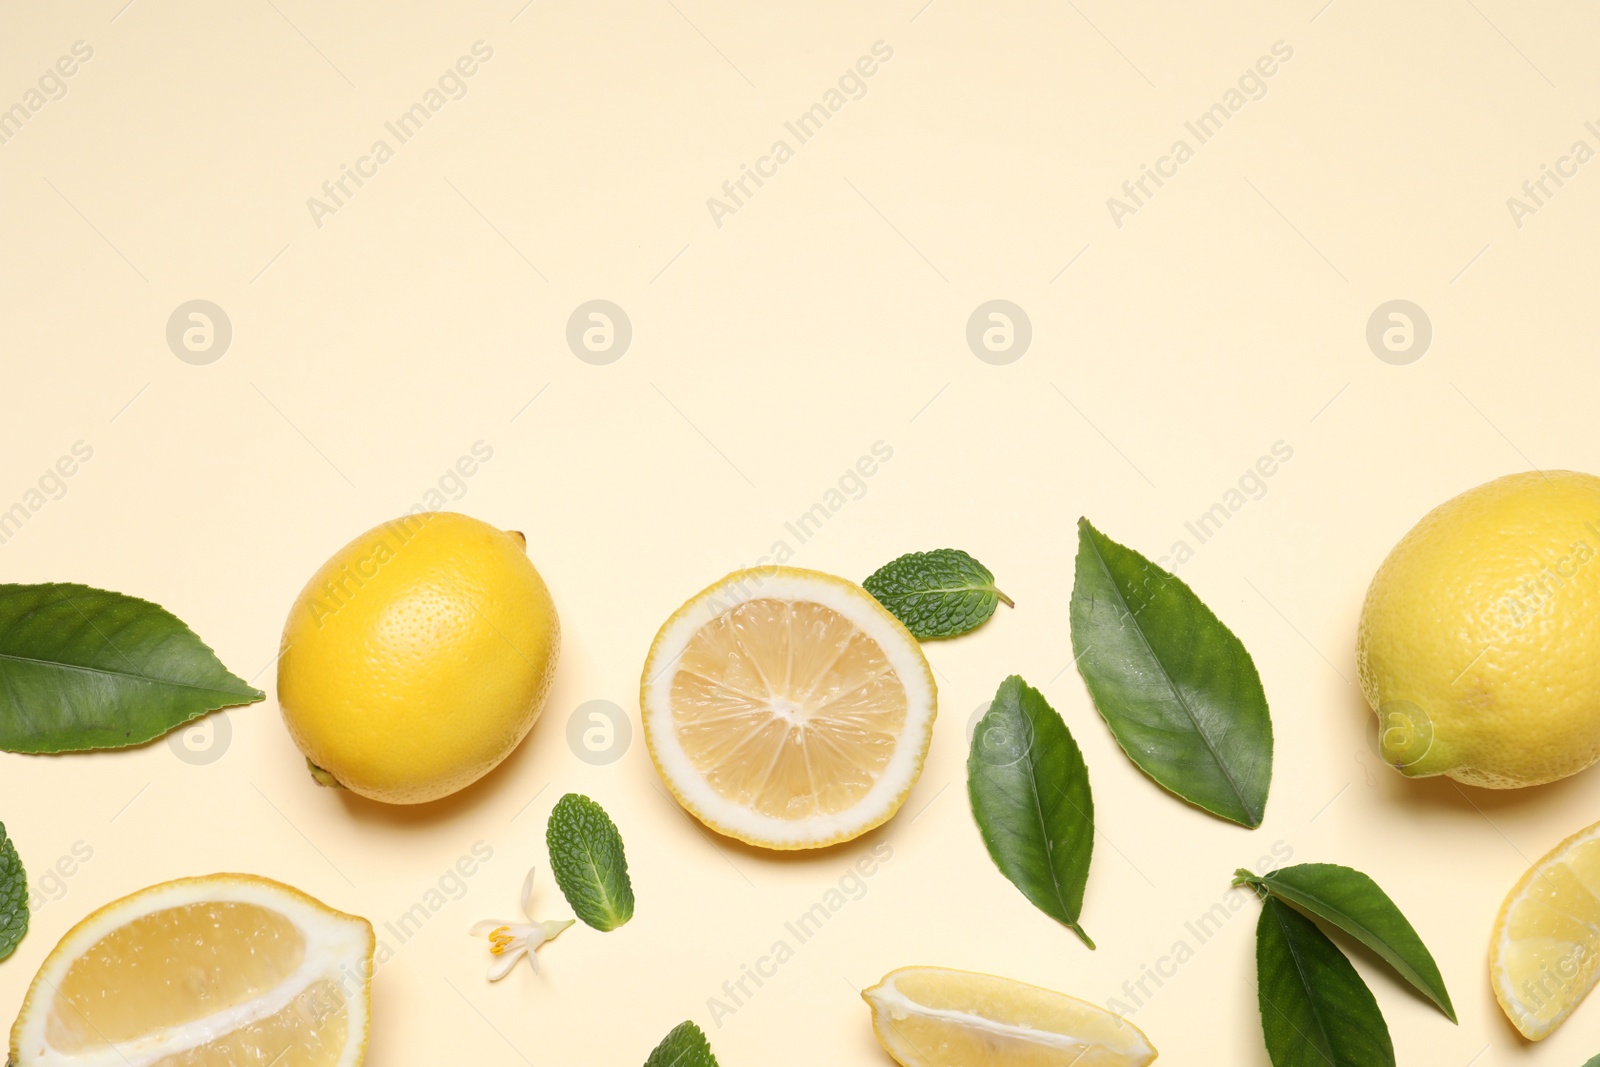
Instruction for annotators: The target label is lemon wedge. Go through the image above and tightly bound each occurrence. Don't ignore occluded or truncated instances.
[1491,818,1600,1039]
[862,966,1158,1066]
[641,567,936,850]
[9,874,373,1067]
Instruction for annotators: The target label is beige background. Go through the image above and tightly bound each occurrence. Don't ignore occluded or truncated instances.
[2,0,1598,1063]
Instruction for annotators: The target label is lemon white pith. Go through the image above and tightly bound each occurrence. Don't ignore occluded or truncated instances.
[9,874,373,1067]
[862,966,1158,1067]
[641,567,936,850]
[1490,818,1600,1040]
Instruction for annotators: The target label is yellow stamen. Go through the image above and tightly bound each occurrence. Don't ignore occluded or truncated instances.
[488,927,513,954]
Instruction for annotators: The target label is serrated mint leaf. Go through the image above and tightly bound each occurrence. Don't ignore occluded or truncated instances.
[643,1020,719,1067]
[0,823,26,961]
[547,793,634,932]
[1255,896,1394,1067]
[1236,863,1454,1022]
[0,583,264,754]
[1070,519,1273,827]
[864,549,1012,639]
[967,675,1094,948]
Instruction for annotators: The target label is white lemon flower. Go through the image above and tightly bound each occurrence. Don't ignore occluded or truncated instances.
[469,867,574,980]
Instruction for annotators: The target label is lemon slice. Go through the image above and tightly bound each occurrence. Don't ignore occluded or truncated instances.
[641,567,937,850]
[862,966,1158,1066]
[1490,818,1600,1039]
[9,874,374,1067]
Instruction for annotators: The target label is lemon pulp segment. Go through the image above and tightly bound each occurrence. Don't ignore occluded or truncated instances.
[673,598,909,818]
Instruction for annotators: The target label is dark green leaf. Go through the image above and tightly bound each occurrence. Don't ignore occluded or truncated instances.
[1069,519,1273,827]
[0,823,26,961]
[643,1020,719,1067]
[1256,896,1394,1067]
[1237,863,1455,1022]
[0,583,264,754]
[863,549,1012,639]
[967,675,1094,948]
[1581,1057,1600,1067]
[547,793,634,931]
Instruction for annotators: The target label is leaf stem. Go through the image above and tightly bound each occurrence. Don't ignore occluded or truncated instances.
[1232,868,1268,898]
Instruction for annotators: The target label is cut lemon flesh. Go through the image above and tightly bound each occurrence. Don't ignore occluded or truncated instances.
[642,567,936,849]
[1491,818,1600,1039]
[863,966,1158,1067]
[10,875,374,1067]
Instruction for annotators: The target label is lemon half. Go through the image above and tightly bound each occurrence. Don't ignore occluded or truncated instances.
[641,567,936,850]
[1490,818,1600,1040]
[862,966,1158,1067]
[9,874,374,1067]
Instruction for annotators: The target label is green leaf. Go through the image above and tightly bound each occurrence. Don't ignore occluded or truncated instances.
[966,675,1094,948]
[0,583,264,754]
[547,793,635,932]
[643,1020,719,1067]
[1581,1057,1600,1067]
[863,549,1013,639]
[1236,863,1455,1022]
[1069,519,1273,827]
[1256,896,1394,1067]
[0,823,27,961]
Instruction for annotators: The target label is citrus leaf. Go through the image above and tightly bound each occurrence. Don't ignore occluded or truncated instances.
[1256,895,1394,1067]
[0,823,27,961]
[643,1020,719,1067]
[967,675,1094,948]
[547,793,634,931]
[0,583,264,754]
[1237,862,1455,1022]
[864,549,1012,639]
[1069,519,1273,827]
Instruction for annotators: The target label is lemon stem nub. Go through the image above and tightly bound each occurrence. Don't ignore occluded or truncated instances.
[306,759,345,789]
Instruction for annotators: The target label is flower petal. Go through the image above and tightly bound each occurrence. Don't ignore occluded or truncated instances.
[487,947,526,981]
[470,920,517,937]
[520,866,537,918]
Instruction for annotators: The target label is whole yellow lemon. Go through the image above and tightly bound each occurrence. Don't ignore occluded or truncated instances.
[1357,470,1600,788]
[278,512,559,804]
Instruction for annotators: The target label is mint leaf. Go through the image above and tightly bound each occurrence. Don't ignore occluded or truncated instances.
[0,583,264,754]
[1255,896,1394,1067]
[967,676,1095,948]
[0,822,26,961]
[863,549,1012,639]
[547,793,634,931]
[1070,519,1273,827]
[1236,863,1455,1022]
[643,1020,719,1067]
